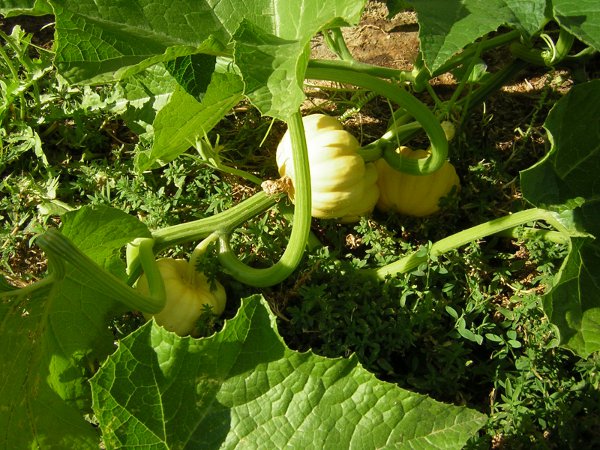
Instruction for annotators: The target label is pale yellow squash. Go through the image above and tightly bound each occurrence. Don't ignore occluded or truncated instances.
[135,258,226,336]
[276,114,379,222]
[376,146,459,217]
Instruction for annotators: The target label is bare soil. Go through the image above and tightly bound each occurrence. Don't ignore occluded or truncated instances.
[312,1,420,70]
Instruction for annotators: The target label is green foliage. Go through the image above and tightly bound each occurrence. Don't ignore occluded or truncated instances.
[398,0,547,72]
[0,207,151,448]
[51,0,366,120]
[282,224,600,448]
[553,0,600,51]
[2,0,600,448]
[91,295,486,449]
[0,25,52,166]
[521,80,600,356]
[0,0,51,16]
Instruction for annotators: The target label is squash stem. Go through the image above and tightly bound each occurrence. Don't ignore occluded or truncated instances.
[308,58,411,81]
[152,191,281,250]
[217,111,312,287]
[322,28,355,62]
[306,66,448,175]
[188,233,219,284]
[35,229,166,313]
[128,237,166,309]
[496,227,570,245]
[364,208,566,280]
[357,121,423,162]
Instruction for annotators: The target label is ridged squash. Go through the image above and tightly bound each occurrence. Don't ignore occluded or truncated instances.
[135,258,226,336]
[376,146,459,217]
[276,114,379,222]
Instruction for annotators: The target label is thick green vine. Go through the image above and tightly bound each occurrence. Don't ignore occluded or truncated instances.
[364,208,569,280]
[217,111,313,287]
[35,230,167,314]
[306,63,448,175]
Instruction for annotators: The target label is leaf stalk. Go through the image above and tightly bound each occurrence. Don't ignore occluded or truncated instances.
[217,111,312,287]
[365,208,567,280]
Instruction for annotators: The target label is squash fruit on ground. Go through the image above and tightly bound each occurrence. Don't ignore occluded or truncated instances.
[376,146,459,217]
[135,258,226,336]
[276,114,379,222]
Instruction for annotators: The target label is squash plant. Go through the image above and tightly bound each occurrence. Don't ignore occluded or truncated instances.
[1,0,599,448]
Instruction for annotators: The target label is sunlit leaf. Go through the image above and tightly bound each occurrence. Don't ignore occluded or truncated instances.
[553,0,600,51]
[404,0,547,72]
[0,206,150,447]
[91,295,486,449]
[521,80,600,357]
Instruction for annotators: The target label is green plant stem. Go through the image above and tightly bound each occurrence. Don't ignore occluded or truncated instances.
[308,59,410,82]
[280,204,323,251]
[425,82,444,109]
[445,37,486,113]
[456,59,527,118]
[315,37,525,161]
[510,41,546,66]
[410,29,522,90]
[564,46,597,62]
[306,65,448,175]
[217,111,312,287]
[323,28,355,61]
[0,275,55,299]
[433,30,522,78]
[496,227,570,245]
[510,28,575,67]
[36,229,166,313]
[548,28,575,64]
[0,249,63,299]
[188,233,219,283]
[215,164,263,185]
[357,121,422,162]
[364,208,564,280]
[193,139,263,185]
[128,237,166,308]
[152,191,282,250]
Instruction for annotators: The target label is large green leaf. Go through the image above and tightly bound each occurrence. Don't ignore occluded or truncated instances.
[91,295,486,449]
[553,0,600,51]
[405,0,547,72]
[233,22,312,120]
[49,0,229,84]
[542,237,600,357]
[232,1,366,118]
[0,206,150,448]
[134,70,244,171]
[521,80,600,230]
[49,0,366,119]
[109,61,243,171]
[521,80,600,357]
